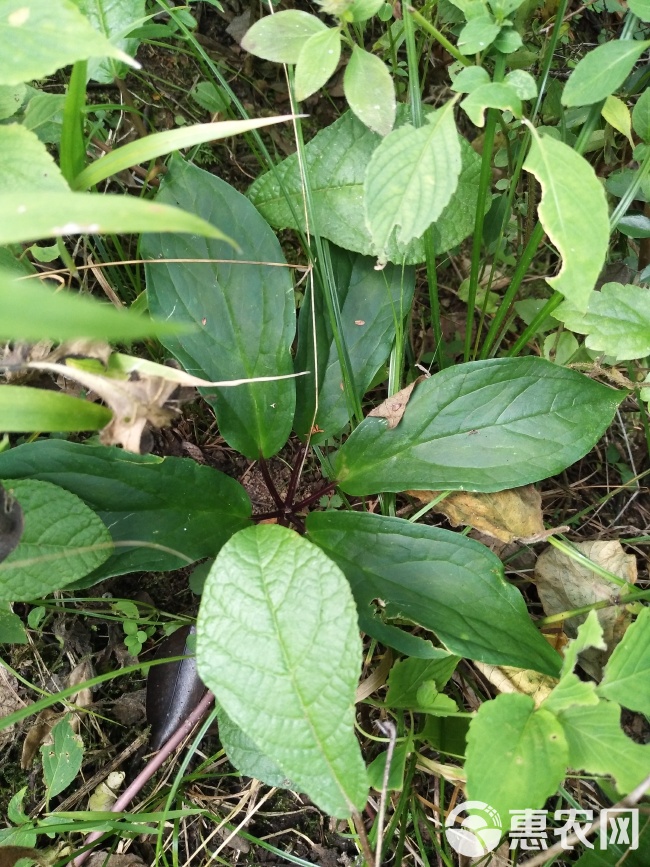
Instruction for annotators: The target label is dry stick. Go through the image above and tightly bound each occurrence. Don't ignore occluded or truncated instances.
[521,772,650,867]
[71,690,215,867]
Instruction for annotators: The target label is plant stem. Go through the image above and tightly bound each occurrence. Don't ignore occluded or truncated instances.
[407,6,471,66]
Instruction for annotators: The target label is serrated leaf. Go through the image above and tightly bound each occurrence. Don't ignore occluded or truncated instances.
[633,88,650,143]
[143,155,295,460]
[461,82,522,127]
[0,191,233,246]
[562,40,650,108]
[555,282,650,361]
[40,716,84,799]
[295,28,341,101]
[307,511,562,675]
[466,694,569,825]
[344,46,395,136]
[457,15,501,55]
[556,700,650,794]
[523,131,609,312]
[0,439,252,583]
[196,525,368,817]
[294,246,415,443]
[598,607,650,715]
[77,0,145,84]
[0,0,139,86]
[0,385,112,432]
[0,478,111,601]
[249,110,483,264]
[241,10,327,63]
[0,124,67,193]
[364,101,461,257]
[333,358,621,495]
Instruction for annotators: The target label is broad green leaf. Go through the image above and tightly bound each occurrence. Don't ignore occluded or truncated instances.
[40,716,84,799]
[367,740,410,791]
[0,268,189,341]
[249,110,483,264]
[0,478,111,600]
[504,69,537,100]
[489,0,527,17]
[543,673,599,714]
[294,247,414,443]
[347,0,385,21]
[196,525,368,817]
[0,83,25,120]
[556,700,650,794]
[343,46,395,136]
[386,654,460,709]
[628,0,650,18]
[493,26,523,53]
[618,213,650,238]
[598,607,650,714]
[466,694,568,825]
[0,385,111,432]
[602,95,634,147]
[73,117,294,191]
[333,358,621,495]
[0,191,234,246]
[457,15,501,55]
[23,91,66,144]
[450,65,490,94]
[189,81,230,114]
[0,606,27,644]
[295,28,341,101]
[217,708,296,789]
[241,10,327,63]
[77,0,145,84]
[523,131,609,311]
[605,167,650,202]
[555,282,650,361]
[142,155,296,459]
[0,124,68,193]
[364,102,461,258]
[460,82,522,127]
[306,511,562,675]
[0,439,252,583]
[0,0,139,86]
[633,87,650,143]
[562,40,650,108]
[560,609,605,679]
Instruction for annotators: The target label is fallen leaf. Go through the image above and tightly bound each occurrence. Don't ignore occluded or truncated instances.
[407,485,545,543]
[21,708,58,769]
[0,482,24,564]
[368,376,425,430]
[88,771,125,811]
[0,667,24,751]
[474,662,556,708]
[0,847,49,867]
[535,540,637,679]
[86,854,146,867]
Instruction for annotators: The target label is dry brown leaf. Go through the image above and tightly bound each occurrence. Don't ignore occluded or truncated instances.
[0,847,49,867]
[21,707,59,769]
[368,376,425,429]
[474,662,556,708]
[0,667,24,751]
[86,854,146,867]
[535,540,637,679]
[407,485,545,543]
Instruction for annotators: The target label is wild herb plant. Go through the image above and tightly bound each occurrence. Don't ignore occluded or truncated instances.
[1,0,649,860]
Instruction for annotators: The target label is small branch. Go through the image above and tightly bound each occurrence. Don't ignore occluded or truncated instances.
[293,480,338,512]
[257,457,289,525]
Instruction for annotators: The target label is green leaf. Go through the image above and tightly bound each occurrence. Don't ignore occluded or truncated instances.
[0,0,139,86]
[598,607,650,715]
[556,700,650,794]
[295,28,341,101]
[523,130,609,312]
[0,478,112,601]
[142,155,296,460]
[347,0,385,21]
[560,610,605,679]
[249,109,483,264]
[73,117,294,191]
[40,715,84,799]
[602,95,634,147]
[306,511,562,675]
[0,191,235,246]
[628,0,650,19]
[0,385,112,432]
[294,247,415,442]
[555,283,650,361]
[493,26,523,53]
[617,213,650,238]
[0,605,27,643]
[457,15,501,55]
[543,673,599,714]
[196,525,368,817]
[386,654,460,709]
[450,65,490,94]
[364,101,461,258]
[0,439,252,583]
[0,268,189,341]
[367,739,411,791]
[460,82,522,127]
[217,708,296,789]
[504,69,537,100]
[241,10,327,63]
[466,694,569,825]
[23,91,66,144]
[633,88,650,142]
[77,0,145,84]
[333,357,621,495]
[343,46,395,136]
[0,124,68,193]
[0,83,25,120]
[562,40,650,108]
[189,82,231,114]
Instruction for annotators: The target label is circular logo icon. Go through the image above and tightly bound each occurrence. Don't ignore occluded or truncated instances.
[445,800,503,857]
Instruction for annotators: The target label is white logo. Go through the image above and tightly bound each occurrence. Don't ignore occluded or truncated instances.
[445,800,503,857]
